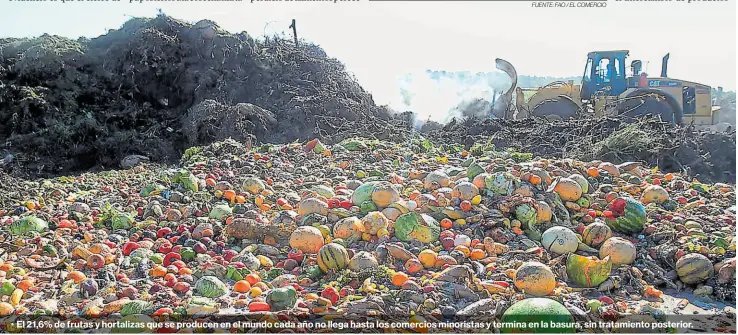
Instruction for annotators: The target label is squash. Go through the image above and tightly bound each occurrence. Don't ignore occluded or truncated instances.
[394,212,440,243]
[598,162,620,177]
[568,174,589,194]
[640,185,669,205]
[424,170,450,190]
[289,226,325,254]
[514,262,556,297]
[297,198,329,217]
[317,243,350,272]
[676,253,714,284]
[360,211,389,235]
[582,222,612,248]
[348,251,378,271]
[333,217,362,239]
[351,182,380,205]
[371,182,400,208]
[599,237,636,265]
[604,197,646,234]
[472,173,490,190]
[452,182,480,201]
[541,226,578,255]
[536,201,553,224]
[566,254,611,288]
[551,177,582,201]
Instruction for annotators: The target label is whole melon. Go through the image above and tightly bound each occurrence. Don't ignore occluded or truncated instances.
[501,298,575,333]
[552,178,582,201]
[317,243,350,272]
[541,226,579,255]
[604,197,646,234]
[599,237,636,265]
[424,170,450,190]
[371,182,400,208]
[568,174,590,194]
[514,262,556,297]
[452,182,480,201]
[351,182,380,205]
[289,226,325,254]
[297,198,329,217]
[360,211,389,235]
[676,253,714,285]
[640,185,669,205]
[582,222,612,248]
[348,251,379,271]
[536,201,553,224]
[333,217,363,239]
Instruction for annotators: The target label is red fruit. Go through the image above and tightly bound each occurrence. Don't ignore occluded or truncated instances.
[422,286,435,293]
[321,286,339,305]
[339,200,353,210]
[168,236,179,244]
[441,237,455,250]
[599,296,615,304]
[588,210,597,217]
[223,250,238,262]
[104,241,117,249]
[288,250,305,263]
[88,254,106,269]
[171,260,186,270]
[152,307,173,317]
[173,282,190,293]
[602,210,613,218]
[327,199,340,209]
[122,242,140,256]
[163,253,182,267]
[158,243,173,254]
[440,230,455,240]
[291,267,302,276]
[171,245,182,254]
[157,228,172,239]
[193,242,207,254]
[460,200,472,211]
[165,277,178,287]
[675,249,686,260]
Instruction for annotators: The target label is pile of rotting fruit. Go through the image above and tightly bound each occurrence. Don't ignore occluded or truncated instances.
[0,137,735,333]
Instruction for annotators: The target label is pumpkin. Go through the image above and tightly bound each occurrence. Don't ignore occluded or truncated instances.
[551,177,582,201]
[351,181,380,205]
[541,226,578,255]
[424,170,450,190]
[371,182,400,208]
[598,162,620,177]
[317,243,350,272]
[333,217,362,239]
[568,174,589,194]
[348,251,378,271]
[243,177,266,194]
[599,237,636,265]
[501,298,575,333]
[360,211,389,235]
[536,201,553,224]
[297,198,329,217]
[640,185,669,204]
[514,262,556,297]
[452,182,479,201]
[394,212,440,243]
[582,222,612,248]
[289,226,325,254]
[472,173,490,190]
[566,254,611,288]
[604,197,646,234]
[676,253,714,284]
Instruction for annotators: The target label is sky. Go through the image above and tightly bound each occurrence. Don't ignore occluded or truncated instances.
[1,0,736,111]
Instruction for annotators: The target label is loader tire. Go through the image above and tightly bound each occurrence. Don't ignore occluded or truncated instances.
[617,89,683,124]
[530,95,580,120]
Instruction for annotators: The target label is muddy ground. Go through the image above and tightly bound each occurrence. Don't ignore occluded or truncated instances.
[0,15,735,184]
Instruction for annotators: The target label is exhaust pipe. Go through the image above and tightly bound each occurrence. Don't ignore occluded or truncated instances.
[661,53,669,78]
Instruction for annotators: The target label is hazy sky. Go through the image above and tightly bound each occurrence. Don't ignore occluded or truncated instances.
[1,0,736,106]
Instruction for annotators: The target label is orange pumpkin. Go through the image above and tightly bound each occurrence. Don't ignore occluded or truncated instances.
[534,200,552,222]
[552,177,583,201]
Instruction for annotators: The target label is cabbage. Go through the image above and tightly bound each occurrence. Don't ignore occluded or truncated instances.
[111,213,134,230]
[174,169,199,192]
[9,216,48,235]
[120,300,153,316]
[209,204,232,220]
[140,184,165,197]
[515,204,537,229]
[186,296,218,316]
[194,276,228,298]
[485,172,516,196]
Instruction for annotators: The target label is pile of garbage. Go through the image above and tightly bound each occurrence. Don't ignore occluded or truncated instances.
[423,116,736,184]
[0,137,734,332]
[0,15,411,178]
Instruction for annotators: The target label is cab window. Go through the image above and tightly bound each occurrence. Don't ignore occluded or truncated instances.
[598,58,611,82]
[583,58,593,82]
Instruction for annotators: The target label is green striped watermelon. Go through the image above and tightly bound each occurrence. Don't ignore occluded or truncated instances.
[605,197,646,234]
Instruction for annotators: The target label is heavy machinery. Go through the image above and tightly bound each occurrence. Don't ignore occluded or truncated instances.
[497,51,724,125]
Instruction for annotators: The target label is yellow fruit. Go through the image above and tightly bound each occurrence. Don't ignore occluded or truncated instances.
[641,185,669,204]
[599,237,636,265]
[418,250,438,268]
[514,262,556,297]
[552,177,583,201]
[289,226,325,254]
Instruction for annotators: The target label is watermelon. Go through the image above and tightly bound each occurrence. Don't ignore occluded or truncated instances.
[604,197,646,234]
[675,253,714,284]
[501,298,575,333]
[394,213,440,244]
[317,243,350,272]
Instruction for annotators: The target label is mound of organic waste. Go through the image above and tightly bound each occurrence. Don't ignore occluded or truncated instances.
[0,15,410,178]
[423,116,736,184]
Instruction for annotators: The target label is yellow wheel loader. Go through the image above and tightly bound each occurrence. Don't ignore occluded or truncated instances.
[497,51,725,126]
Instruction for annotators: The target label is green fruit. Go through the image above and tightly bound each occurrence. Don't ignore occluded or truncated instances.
[566,254,611,288]
[317,243,350,272]
[605,197,646,234]
[179,247,196,261]
[501,298,575,333]
[1,282,16,296]
[467,162,485,179]
[394,212,440,244]
[351,182,379,206]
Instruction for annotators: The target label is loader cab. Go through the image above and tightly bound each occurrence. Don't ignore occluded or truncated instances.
[580,50,629,100]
